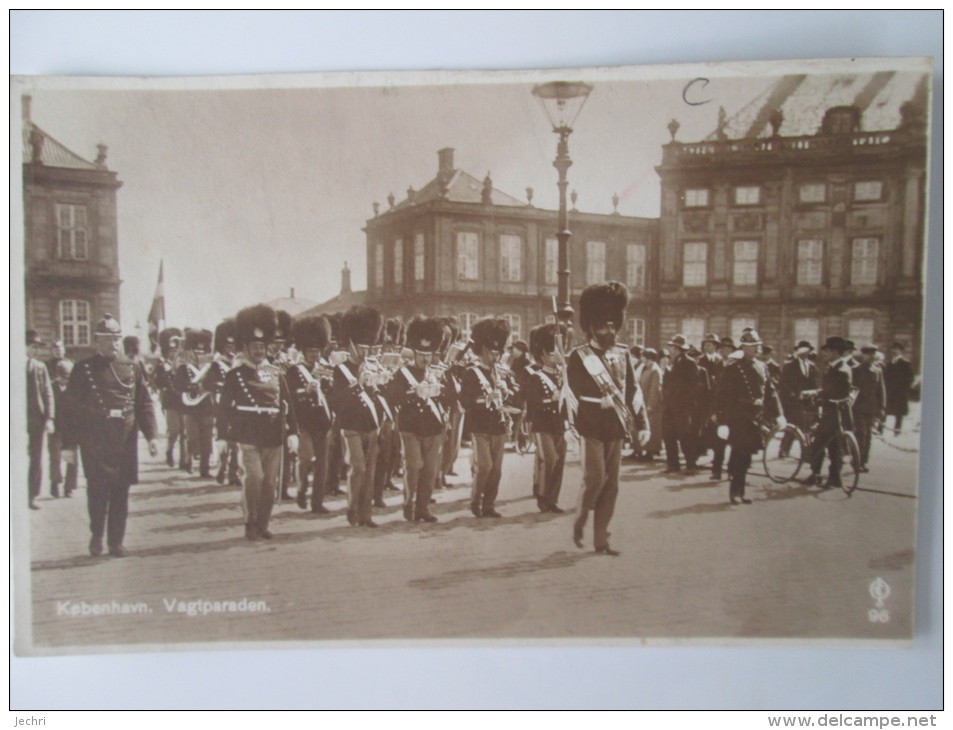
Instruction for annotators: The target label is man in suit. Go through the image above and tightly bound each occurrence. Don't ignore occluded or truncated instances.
[27,330,55,510]
[637,348,664,461]
[778,340,820,456]
[661,333,707,473]
[884,342,915,435]
[48,359,78,499]
[852,346,886,471]
[45,338,71,379]
[759,345,782,384]
[802,337,854,489]
[696,333,726,479]
[60,315,159,556]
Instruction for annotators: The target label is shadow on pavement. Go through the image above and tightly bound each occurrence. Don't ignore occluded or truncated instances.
[407,550,595,590]
[646,502,735,519]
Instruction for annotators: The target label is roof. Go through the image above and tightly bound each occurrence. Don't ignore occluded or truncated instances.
[707,70,928,140]
[23,121,101,170]
[295,290,368,320]
[264,295,320,318]
[391,168,527,211]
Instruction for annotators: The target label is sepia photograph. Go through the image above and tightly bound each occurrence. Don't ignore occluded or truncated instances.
[9,9,943,712]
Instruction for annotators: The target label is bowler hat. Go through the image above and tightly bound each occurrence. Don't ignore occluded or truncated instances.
[794,340,814,353]
[26,330,43,346]
[666,333,690,350]
[719,336,736,349]
[860,345,878,355]
[701,333,720,346]
[820,336,849,352]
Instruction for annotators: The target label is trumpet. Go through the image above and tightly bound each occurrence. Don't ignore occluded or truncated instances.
[357,356,386,388]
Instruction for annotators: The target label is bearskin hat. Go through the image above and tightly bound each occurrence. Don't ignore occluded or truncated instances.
[326,311,345,347]
[470,317,510,352]
[275,310,293,343]
[342,306,383,346]
[123,335,140,357]
[214,319,237,354]
[159,327,183,354]
[530,323,559,362]
[294,315,331,352]
[578,281,628,336]
[405,316,444,353]
[235,304,278,347]
[184,327,213,351]
[380,317,405,347]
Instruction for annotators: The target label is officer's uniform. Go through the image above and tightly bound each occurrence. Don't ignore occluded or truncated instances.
[525,323,568,513]
[60,315,158,556]
[373,317,404,507]
[206,319,240,486]
[155,328,188,470]
[176,328,215,477]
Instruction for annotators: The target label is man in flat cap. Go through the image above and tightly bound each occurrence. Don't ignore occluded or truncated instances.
[26,330,55,510]
[60,315,158,556]
[852,345,886,472]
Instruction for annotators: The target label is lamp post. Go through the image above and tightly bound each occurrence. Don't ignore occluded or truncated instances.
[532,81,593,347]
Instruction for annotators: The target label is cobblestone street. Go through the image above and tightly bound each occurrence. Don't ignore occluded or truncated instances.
[23,410,921,651]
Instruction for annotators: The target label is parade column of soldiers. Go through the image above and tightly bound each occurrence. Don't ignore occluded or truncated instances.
[32,277,918,558]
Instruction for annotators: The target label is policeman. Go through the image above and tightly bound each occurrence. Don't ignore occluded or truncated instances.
[385,315,447,522]
[177,328,215,477]
[568,282,649,555]
[802,336,854,489]
[217,304,298,540]
[154,328,188,470]
[525,323,568,513]
[207,319,241,486]
[60,315,158,557]
[714,330,782,505]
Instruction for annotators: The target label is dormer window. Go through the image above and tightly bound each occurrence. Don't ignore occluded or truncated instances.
[821,105,861,135]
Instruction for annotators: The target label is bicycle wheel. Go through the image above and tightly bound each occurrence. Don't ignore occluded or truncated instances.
[840,431,861,495]
[762,425,805,483]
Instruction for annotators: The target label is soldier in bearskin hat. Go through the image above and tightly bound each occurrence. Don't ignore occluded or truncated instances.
[217,304,298,540]
[374,317,405,506]
[270,310,295,368]
[437,315,466,488]
[714,330,783,504]
[323,311,349,498]
[289,315,334,513]
[154,327,188,470]
[328,305,388,528]
[525,323,569,513]
[176,327,215,477]
[383,315,447,522]
[207,319,241,486]
[60,314,159,557]
[568,282,649,555]
[459,316,515,518]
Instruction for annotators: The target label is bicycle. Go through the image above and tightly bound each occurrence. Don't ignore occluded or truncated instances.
[761,393,861,495]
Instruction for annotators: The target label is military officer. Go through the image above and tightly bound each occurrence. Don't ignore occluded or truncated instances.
[714,330,782,504]
[437,316,466,488]
[324,312,348,498]
[217,304,298,540]
[568,282,649,555]
[852,345,886,471]
[207,319,241,486]
[154,328,188,470]
[385,316,447,523]
[801,336,854,489]
[289,315,334,514]
[177,328,216,477]
[60,315,158,557]
[661,333,707,473]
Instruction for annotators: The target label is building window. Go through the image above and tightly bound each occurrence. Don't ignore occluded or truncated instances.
[499,234,523,283]
[733,240,759,285]
[797,239,824,285]
[847,318,875,347]
[586,241,606,284]
[798,183,826,203]
[734,186,761,206]
[60,299,90,347]
[414,233,425,281]
[56,203,88,260]
[456,232,479,281]
[627,318,646,348]
[374,241,384,290]
[544,237,558,285]
[684,188,709,207]
[854,181,883,201]
[794,318,820,350]
[680,318,705,348]
[459,312,478,341]
[502,314,522,344]
[393,238,403,290]
[731,317,757,344]
[851,238,879,285]
[626,243,646,289]
[682,242,708,287]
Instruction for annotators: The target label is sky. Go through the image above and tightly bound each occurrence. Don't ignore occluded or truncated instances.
[16,69,777,334]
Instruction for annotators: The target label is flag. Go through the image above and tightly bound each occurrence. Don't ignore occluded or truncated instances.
[147,260,165,353]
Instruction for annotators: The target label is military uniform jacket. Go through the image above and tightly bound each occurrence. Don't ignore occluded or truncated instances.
[852,363,886,417]
[175,360,216,418]
[525,367,567,435]
[218,360,297,448]
[61,354,158,486]
[778,358,819,418]
[715,356,780,452]
[201,356,232,426]
[153,358,183,412]
[328,360,383,434]
[567,344,646,443]
[286,361,333,435]
[385,365,447,437]
[459,363,511,435]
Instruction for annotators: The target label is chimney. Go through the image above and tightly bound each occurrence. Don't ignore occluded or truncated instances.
[438,148,455,180]
[290,287,295,299]
[341,262,352,295]
[22,95,31,122]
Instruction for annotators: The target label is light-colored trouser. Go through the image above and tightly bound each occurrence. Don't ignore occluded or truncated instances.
[166,408,188,464]
[298,429,330,507]
[186,414,215,470]
[240,444,280,531]
[471,433,505,513]
[48,431,78,492]
[344,430,379,523]
[535,431,567,507]
[575,437,623,549]
[442,406,463,475]
[401,432,443,517]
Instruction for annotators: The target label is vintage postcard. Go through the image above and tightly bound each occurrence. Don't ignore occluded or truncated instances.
[12,56,933,656]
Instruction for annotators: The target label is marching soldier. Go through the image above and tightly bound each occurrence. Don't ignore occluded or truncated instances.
[155,328,188,470]
[568,282,649,555]
[60,315,159,557]
[459,317,513,519]
[272,309,296,499]
[208,319,242,486]
[697,333,726,479]
[852,345,886,472]
[217,304,298,540]
[778,341,819,457]
[525,323,568,513]
[324,311,349,498]
[177,328,216,478]
[385,315,447,522]
[374,317,404,507]
[437,316,466,488]
[289,315,334,514]
[328,306,387,528]
[661,333,707,474]
[714,329,782,504]
[801,336,854,489]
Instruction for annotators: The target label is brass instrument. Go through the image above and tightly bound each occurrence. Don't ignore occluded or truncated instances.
[181,352,214,407]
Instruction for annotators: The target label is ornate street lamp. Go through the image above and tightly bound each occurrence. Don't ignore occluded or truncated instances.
[532,80,593,346]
